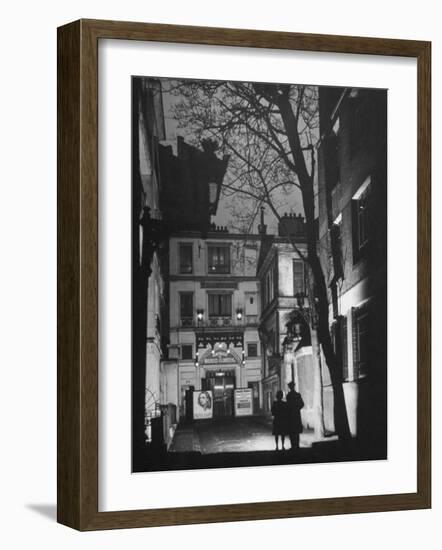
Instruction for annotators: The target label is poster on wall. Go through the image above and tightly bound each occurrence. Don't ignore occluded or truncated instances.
[193,390,213,419]
[234,388,253,417]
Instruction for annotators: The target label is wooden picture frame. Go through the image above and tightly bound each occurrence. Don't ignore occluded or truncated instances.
[57,19,431,531]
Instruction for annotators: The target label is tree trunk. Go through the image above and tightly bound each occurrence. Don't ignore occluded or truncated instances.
[310,328,326,439]
[277,90,352,441]
[308,237,352,441]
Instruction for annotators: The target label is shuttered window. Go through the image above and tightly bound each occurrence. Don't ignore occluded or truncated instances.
[352,306,369,379]
[331,315,348,381]
[340,316,348,380]
[352,181,371,265]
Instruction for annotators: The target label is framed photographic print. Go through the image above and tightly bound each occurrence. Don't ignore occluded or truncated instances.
[57,19,431,530]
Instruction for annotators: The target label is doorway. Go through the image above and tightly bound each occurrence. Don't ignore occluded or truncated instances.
[202,370,235,417]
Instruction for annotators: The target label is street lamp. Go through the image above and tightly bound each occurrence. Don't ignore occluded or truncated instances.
[284,312,303,386]
[236,308,243,321]
[295,291,306,309]
[196,309,204,322]
[292,322,302,341]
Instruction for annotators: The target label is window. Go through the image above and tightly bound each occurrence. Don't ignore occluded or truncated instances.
[247,343,258,357]
[352,178,371,264]
[331,315,348,380]
[267,329,276,356]
[264,266,274,307]
[180,292,194,320]
[330,214,343,279]
[293,259,305,295]
[208,293,232,317]
[179,243,193,274]
[353,308,369,379]
[181,344,193,360]
[356,193,369,247]
[324,125,340,191]
[208,245,230,274]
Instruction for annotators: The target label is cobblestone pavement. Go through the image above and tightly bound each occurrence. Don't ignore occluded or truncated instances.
[195,416,275,453]
[170,415,316,454]
[141,416,381,472]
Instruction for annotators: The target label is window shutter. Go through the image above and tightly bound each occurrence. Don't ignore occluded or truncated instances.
[351,307,359,379]
[208,293,215,316]
[330,321,336,353]
[351,201,359,265]
[293,259,305,295]
[341,316,348,380]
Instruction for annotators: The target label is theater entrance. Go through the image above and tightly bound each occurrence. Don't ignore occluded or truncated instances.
[202,370,236,418]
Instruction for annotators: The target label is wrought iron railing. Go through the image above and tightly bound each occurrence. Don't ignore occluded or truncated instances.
[179,315,258,328]
[208,316,232,327]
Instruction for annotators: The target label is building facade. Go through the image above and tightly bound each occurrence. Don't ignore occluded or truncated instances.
[133,79,232,459]
[166,229,263,419]
[132,78,169,466]
[317,86,387,446]
[257,212,314,424]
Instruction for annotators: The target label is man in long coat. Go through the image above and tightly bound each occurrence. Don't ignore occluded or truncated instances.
[286,381,304,451]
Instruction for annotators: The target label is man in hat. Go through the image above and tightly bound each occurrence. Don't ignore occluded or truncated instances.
[286,380,304,451]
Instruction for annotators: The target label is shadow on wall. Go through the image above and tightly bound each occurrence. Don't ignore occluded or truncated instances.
[356,292,388,457]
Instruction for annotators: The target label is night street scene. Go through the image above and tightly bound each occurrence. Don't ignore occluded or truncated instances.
[132,76,387,473]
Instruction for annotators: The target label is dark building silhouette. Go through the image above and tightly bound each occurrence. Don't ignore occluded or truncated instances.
[317,86,387,453]
[159,136,229,234]
[132,78,230,469]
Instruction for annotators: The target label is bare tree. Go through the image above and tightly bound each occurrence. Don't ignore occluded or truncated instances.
[168,79,351,441]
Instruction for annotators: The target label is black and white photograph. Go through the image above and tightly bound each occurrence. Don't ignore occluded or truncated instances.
[132,76,387,472]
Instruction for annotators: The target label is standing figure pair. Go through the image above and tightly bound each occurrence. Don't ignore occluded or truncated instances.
[271,382,304,451]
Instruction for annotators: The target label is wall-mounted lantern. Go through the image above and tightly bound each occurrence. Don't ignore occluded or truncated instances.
[295,291,306,309]
[236,308,243,321]
[196,309,204,322]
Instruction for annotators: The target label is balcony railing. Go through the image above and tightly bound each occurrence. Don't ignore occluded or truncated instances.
[208,316,232,327]
[179,316,256,328]
[208,265,230,274]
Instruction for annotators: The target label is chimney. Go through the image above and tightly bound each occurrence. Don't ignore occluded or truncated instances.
[278,213,306,238]
[258,206,267,235]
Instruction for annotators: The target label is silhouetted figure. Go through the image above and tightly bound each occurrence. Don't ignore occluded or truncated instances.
[271,390,288,451]
[286,381,304,451]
